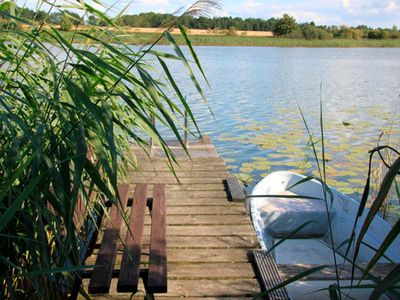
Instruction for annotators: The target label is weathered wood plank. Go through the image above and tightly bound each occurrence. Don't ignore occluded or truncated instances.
[226,176,246,201]
[168,263,255,279]
[88,248,250,265]
[133,163,228,172]
[145,214,251,225]
[250,250,290,300]
[81,278,260,298]
[159,279,260,297]
[166,205,247,215]
[129,171,229,179]
[117,184,147,293]
[147,184,167,293]
[165,197,244,206]
[145,225,255,236]
[128,183,227,192]
[164,184,227,191]
[88,184,130,294]
[130,177,225,185]
[103,235,259,249]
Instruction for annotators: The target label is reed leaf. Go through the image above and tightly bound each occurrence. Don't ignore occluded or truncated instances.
[353,157,400,262]
[369,264,400,299]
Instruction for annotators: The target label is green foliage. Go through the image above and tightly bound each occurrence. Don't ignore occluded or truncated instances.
[273,14,298,37]
[0,0,212,298]
[301,24,333,40]
[368,29,390,39]
[60,14,73,31]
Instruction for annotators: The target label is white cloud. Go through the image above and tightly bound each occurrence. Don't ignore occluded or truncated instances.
[342,0,350,9]
[387,0,400,11]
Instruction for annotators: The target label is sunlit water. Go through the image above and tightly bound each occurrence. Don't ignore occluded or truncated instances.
[148,46,400,200]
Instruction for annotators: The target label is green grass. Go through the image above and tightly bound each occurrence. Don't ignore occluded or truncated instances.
[62,31,400,47]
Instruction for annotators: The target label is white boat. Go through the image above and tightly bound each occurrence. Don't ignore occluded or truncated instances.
[250,171,400,299]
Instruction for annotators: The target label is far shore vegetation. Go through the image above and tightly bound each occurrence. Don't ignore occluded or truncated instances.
[61,31,400,48]
[3,6,400,47]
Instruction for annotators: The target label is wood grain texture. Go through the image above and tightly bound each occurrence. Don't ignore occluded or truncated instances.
[147,184,167,293]
[250,250,290,300]
[226,176,246,201]
[117,184,148,293]
[88,184,130,294]
[84,138,260,298]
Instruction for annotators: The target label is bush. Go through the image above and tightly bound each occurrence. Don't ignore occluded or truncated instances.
[368,29,389,39]
[285,28,304,39]
[389,31,400,39]
[60,14,73,31]
[301,24,332,40]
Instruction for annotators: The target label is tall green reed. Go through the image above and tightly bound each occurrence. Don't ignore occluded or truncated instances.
[0,0,219,298]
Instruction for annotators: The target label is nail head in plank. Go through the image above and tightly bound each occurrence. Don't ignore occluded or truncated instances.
[117,184,148,293]
[147,184,167,293]
[88,184,130,294]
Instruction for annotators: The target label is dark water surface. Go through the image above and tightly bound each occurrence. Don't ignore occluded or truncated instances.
[154,46,400,197]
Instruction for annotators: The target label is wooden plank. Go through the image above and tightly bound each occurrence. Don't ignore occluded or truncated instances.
[277,263,397,281]
[117,184,148,293]
[145,214,251,225]
[111,235,259,249]
[160,279,260,297]
[147,184,167,293]
[167,248,250,263]
[131,156,224,163]
[226,176,246,201]
[143,225,255,236]
[88,184,130,294]
[128,183,227,192]
[166,205,247,215]
[160,236,259,249]
[130,177,225,185]
[129,171,229,179]
[165,197,244,207]
[163,184,227,191]
[250,250,290,300]
[168,263,255,279]
[88,248,250,265]
[133,164,228,172]
[81,278,260,298]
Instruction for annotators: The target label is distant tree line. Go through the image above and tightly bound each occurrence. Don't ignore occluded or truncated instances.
[1,6,399,40]
[272,14,400,40]
[116,13,277,31]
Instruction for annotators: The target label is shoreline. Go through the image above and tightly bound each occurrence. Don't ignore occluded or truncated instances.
[61,31,400,48]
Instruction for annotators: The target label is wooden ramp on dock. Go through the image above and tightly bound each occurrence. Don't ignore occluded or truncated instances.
[81,137,261,299]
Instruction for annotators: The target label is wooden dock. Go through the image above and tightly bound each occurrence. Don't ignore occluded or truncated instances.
[82,137,261,299]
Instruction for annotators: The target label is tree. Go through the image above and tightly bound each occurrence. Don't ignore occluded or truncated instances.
[64,10,81,25]
[87,15,98,25]
[60,14,72,31]
[49,12,62,24]
[273,14,298,36]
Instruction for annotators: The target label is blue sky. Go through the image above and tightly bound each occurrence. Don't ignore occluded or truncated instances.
[22,0,400,28]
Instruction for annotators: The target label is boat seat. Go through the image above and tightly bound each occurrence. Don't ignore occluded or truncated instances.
[260,195,331,238]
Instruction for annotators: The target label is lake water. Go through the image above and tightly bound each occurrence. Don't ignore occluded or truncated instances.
[155,46,400,198]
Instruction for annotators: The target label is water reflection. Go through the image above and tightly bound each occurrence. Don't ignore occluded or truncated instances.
[148,46,400,199]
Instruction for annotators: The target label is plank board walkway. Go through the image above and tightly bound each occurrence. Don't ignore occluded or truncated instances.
[81,137,261,299]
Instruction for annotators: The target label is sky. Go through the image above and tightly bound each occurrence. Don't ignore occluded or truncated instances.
[21,0,400,28]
